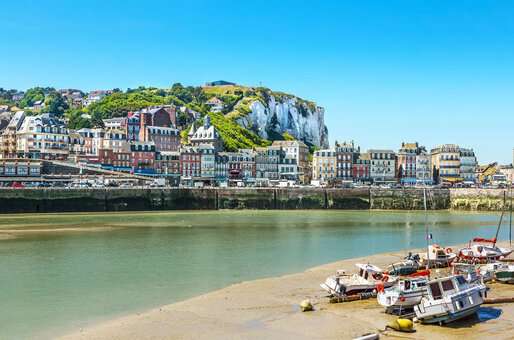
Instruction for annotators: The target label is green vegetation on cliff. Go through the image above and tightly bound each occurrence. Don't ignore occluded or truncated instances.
[8,83,316,150]
[207,111,270,151]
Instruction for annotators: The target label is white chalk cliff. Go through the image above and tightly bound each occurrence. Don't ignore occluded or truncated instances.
[235,95,329,148]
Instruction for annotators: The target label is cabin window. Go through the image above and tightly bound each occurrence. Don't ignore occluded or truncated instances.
[417,281,427,287]
[441,280,455,292]
[456,300,464,310]
[429,282,443,299]
[359,268,364,277]
[468,296,474,305]
[364,271,369,280]
[456,276,467,286]
[404,280,411,290]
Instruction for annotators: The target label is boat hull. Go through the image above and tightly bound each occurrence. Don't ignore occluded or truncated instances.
[495,271,514,284]
[378,290,425,309]
[417,305,480,324]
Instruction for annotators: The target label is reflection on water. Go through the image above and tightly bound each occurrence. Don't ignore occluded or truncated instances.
[0,210,508,339]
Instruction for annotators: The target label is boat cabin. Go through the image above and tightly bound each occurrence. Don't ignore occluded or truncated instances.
[399,278,427,292]
[356,263,385,281]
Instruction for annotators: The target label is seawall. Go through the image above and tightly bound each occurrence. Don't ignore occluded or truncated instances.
[0,187,511,214]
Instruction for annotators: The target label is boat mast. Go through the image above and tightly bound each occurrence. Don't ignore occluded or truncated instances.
[509,185,512,248]
[424,187,430,271]
[494,191,506,247]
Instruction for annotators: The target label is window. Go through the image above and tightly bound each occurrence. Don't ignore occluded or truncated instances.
[441,279,454,292]
[456,276,467,286]
[429,282,442,299]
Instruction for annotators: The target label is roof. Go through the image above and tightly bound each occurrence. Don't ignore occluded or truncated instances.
[367,149,395,153]
[103,117,126,123]
[18,113,66,133]
[271,140,307,148]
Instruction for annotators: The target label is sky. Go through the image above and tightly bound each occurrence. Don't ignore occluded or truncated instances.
[1,1,514,163]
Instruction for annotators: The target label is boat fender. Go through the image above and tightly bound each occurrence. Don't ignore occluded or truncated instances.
[386,318,415,333]
[299,299,313,312]
[446,247,453,254]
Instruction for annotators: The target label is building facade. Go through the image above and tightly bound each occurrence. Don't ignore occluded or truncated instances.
[255,146,284,183]
[396,143,420,184]
[431,144,461,184]
[368,149,396,183]
[16,113,69,160]
[271,140,309,183]
[459,148,477,183]
[335,141,358,181]
[352,153,371,182]
[312,149,336,182]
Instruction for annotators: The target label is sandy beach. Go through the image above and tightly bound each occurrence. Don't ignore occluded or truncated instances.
[60,242,514,340]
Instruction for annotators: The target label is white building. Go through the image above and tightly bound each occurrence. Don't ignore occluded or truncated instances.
[368,149,396,183]
[189,116,223,151]
[199,143,216,180]
[460,148,478,183]
[103,117,126,130]
[416,150,432,185]
[16,113,69,160]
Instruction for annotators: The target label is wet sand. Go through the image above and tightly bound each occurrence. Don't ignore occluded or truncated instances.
[60,242,514,340]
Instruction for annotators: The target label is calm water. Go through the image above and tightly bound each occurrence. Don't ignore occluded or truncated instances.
[0,210,511,339]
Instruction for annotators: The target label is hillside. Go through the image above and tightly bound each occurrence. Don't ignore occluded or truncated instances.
[2,83,329,152]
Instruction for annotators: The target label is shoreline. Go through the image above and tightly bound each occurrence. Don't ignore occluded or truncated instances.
[59,242,514,340]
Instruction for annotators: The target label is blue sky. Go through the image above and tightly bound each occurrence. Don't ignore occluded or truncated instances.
[1,1,514,163]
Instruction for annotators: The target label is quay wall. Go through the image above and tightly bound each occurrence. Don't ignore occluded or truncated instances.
[0,188,511,213]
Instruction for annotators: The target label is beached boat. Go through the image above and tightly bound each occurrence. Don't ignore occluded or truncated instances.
[458,238,512,263]
[386,253,420,276]
[478,262,506,282]
[480,262,514,283]
[451,262,488,284]
[320,263,396,297]
[414,275,486,325]
[419,244,457,268]
[377,275,429,311]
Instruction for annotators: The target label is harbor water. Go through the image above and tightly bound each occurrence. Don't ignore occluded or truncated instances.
[0,210,510,339]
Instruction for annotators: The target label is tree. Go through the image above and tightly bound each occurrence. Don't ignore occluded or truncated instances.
[45,91,68,115]
[19,87,47,108]
[65,109,92,130]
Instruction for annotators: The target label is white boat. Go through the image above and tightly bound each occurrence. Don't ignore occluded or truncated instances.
[458,238,512,263]
[320,263,396,297]
[451,262,486,284]
[386,253,420,276]
[478,262,514,283]
[494,263,514,283]
[478,262,504,282]
[420,244,457,268]
[414,275,486,324]
[377,275,429,311]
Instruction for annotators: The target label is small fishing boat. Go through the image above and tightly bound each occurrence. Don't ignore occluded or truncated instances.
[479,262,505,282]
[458,238,512,263]
[419,244,457,268]
[386,253,420,276]
[414,275,486,325]
[377,274,429,312]
[320,263,396,297]
[493,263,514,283]
[451,262,486,284]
